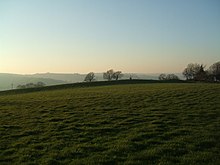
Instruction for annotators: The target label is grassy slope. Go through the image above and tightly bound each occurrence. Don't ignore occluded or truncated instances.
[0,83,220,164]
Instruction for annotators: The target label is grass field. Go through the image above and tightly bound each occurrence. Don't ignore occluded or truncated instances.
[0,83,220,164]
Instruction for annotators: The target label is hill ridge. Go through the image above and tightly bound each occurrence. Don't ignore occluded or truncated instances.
[0,79,185,95]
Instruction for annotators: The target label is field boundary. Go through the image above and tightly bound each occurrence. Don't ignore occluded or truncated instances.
[0,79,186,95]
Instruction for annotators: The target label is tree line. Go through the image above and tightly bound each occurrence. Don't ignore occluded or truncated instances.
[17,82,46,89]
[84,69,123,82]
[85,61,220,82]
[158,74,179,80]
[182,61,220,81]
[15,61,220,89]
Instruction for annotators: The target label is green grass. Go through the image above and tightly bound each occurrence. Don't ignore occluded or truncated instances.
[0,83,220,164]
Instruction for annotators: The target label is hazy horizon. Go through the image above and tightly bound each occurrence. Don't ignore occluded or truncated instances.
[0,71,184,75]
[1,0,220,74]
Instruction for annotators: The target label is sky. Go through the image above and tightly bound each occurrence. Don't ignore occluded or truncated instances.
[0,0,220,74]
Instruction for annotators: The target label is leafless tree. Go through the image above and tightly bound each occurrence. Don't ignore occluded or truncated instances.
[158,74,166,80]
[103,69,114,81]
[166,74,179,80]
[209,61,220,81]
[112,71,123,80]
[159,74,179,80]
[84,72,95,82]
[182,63,201,80]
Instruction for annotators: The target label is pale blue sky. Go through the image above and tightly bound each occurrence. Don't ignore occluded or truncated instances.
[0,0,220,74]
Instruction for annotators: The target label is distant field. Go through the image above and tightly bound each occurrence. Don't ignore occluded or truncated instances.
[0,83,220,164]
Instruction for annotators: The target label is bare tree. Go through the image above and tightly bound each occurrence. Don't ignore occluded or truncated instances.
[166,74,179,80]
[209,61,220,81]
[159,74,179,80]
[103,69,114,81]
[158,74,166,80]
[182,63,201,80]
[84,72,95,82]
[112,71,123,80]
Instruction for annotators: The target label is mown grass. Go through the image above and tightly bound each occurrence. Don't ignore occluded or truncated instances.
[0,83,220,164]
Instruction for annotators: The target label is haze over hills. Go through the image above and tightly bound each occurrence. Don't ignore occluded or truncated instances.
[0,72,184,91]
[31,72,184,82]
[0,73,66,91]
[31,73,86,83]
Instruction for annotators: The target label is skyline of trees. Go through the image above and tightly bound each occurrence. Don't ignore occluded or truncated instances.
[209,61,220,81]
[103,69,123,81]
[11,61,220,90]
[158,74,179,80]
[182,61,220,81]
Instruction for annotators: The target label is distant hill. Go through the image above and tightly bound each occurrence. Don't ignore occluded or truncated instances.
[0,72,184,91]
[30,72,164,82]
[0,73,66,91]
[31,73,86,83]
